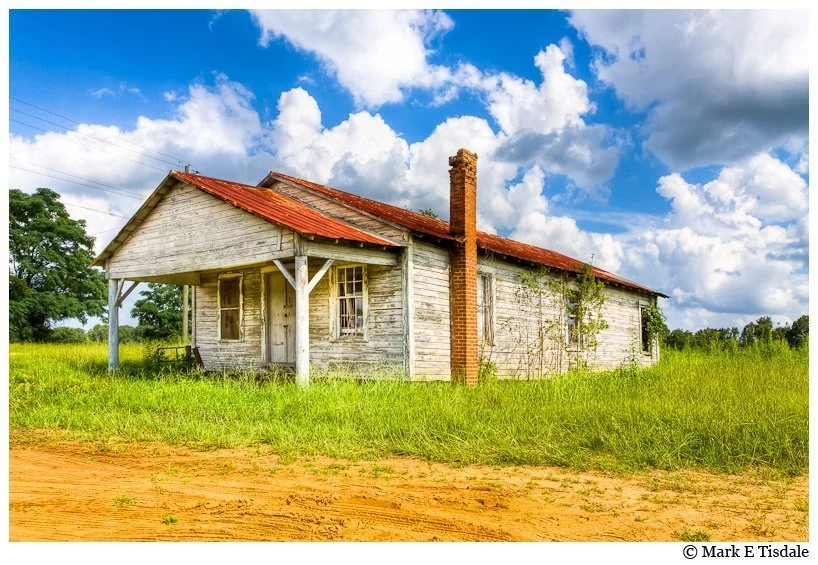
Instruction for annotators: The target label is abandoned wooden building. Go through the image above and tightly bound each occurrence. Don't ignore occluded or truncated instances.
[93,149,667,384]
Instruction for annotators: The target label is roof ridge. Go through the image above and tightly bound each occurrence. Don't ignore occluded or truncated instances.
[266,170,666,297]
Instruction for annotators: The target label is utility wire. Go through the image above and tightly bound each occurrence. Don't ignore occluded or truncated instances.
[10,157,145,198]
[93,225,127,236]
[10,118,167,173]
[63,202,130,218]
[10,164,145,200]
[10,95,189,165]
[11,107,181,168]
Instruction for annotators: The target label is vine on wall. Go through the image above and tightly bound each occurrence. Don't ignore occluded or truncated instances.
[503,264,609,378]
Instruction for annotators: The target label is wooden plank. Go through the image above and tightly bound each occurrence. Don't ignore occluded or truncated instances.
[272,259,296,289]
[294,255,310,385]
[107,279,119,372]
[306,259,334,294]
[116,280,140,307]
[402,237,415,379]
[306,241,398,266]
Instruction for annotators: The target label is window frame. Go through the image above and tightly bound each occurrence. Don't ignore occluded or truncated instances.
[217,273,243,342]
[477,272,495,347]
[639,303,653,355]
[329,263,368,341]
[565,297,582,350]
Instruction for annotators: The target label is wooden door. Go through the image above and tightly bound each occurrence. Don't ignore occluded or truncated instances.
[266,272,295,364]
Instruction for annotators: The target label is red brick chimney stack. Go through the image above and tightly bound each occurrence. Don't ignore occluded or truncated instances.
[448,148,479,386]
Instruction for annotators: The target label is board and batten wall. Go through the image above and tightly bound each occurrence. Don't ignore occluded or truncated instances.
[410,241,659,381]
[107,181,293,280]
[194,258,406,374]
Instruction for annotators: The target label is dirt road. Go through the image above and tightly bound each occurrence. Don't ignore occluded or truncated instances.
[9,435,808,541]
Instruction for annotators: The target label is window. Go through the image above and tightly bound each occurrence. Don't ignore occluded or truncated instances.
[566,298,580,348]
[477,274,494,346]
[337,265,366,337]
[640,306,651,354]
[219,276,242,340]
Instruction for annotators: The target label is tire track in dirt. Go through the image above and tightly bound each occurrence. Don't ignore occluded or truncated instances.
[9,436,809,542]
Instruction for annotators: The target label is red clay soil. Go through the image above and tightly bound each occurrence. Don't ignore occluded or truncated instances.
[9,432,808,542]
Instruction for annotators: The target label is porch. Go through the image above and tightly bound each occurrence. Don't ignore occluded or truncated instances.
[104,238,404,385]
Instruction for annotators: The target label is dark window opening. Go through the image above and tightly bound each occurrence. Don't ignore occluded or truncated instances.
[640,307,651,354]
[220,277,241,340]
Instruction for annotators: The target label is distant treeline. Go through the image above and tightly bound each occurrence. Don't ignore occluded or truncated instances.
[47,324,147,344]
[663,315,808,351]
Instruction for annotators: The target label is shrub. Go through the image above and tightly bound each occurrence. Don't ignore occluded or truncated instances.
[48,326,87,343]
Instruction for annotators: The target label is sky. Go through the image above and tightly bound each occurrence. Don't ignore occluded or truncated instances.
[8,9,810,331]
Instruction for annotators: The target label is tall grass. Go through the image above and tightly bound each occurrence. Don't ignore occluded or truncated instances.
[8,342,808,475]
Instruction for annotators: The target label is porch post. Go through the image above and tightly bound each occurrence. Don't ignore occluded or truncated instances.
[294,255,310,386]
[108,278,120,372]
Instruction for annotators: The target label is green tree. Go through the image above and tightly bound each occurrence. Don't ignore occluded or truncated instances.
[131,284,186,341]
[9,188,106,341]
[49,326,88,343]
[786,315,809,349]
[87,323,140,343]
[740,316,774,347]
[87,323,108,342]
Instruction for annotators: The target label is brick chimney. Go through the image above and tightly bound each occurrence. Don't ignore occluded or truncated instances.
[448,148,479,385]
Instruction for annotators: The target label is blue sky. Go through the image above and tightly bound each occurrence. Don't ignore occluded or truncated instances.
[9,9,809,330]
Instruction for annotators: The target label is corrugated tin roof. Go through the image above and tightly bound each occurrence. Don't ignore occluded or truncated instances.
[268,171,667,297]
[170,172,395,246]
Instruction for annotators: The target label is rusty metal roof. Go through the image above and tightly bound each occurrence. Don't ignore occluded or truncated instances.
[171,172,395,246]
[268,171,667,297]
[91,171,397,268]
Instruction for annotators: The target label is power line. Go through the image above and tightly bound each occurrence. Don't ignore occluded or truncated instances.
[10,157,145,198]
[63,202,130,218]
[10,164,145,200]
[10,118,168,173]
[10,95,190,164]
[10,157,146,198]
[93,225,127,236]
[11,107,181,168]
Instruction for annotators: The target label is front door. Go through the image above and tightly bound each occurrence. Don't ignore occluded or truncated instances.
[265,272,295,364]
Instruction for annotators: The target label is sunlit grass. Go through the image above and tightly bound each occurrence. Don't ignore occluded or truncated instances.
[9,342,808,475]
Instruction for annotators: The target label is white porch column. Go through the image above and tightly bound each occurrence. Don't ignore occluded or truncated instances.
[108,278,120,372]
[294,255,310,386]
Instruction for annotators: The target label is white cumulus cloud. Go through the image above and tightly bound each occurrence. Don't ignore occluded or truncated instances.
[250,9,454,107]
[570,9,808,169]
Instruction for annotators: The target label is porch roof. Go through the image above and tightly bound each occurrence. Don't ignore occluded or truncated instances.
[92,171,397,268]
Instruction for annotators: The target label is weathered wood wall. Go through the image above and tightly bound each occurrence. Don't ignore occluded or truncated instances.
[308,260,406,377]
[409,245,658,381]
[411,242,452,380]
[107,182,293,280]
[193,257,406,375]
[195,268,265,371]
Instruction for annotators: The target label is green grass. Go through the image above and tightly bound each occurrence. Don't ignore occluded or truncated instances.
[673,527,711,542]
[8,342,808,475]
[112,495,136,507]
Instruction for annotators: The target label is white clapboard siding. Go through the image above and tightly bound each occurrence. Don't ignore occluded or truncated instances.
[411,242,452,380]
[407,245,659,381]
[478,255,658,378]
[108,182,290,279]
[195,269,264,371]
[195,258,406,375]
[308,260,406,375]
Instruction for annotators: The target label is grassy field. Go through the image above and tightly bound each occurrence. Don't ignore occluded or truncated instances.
[9,342,809,475]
